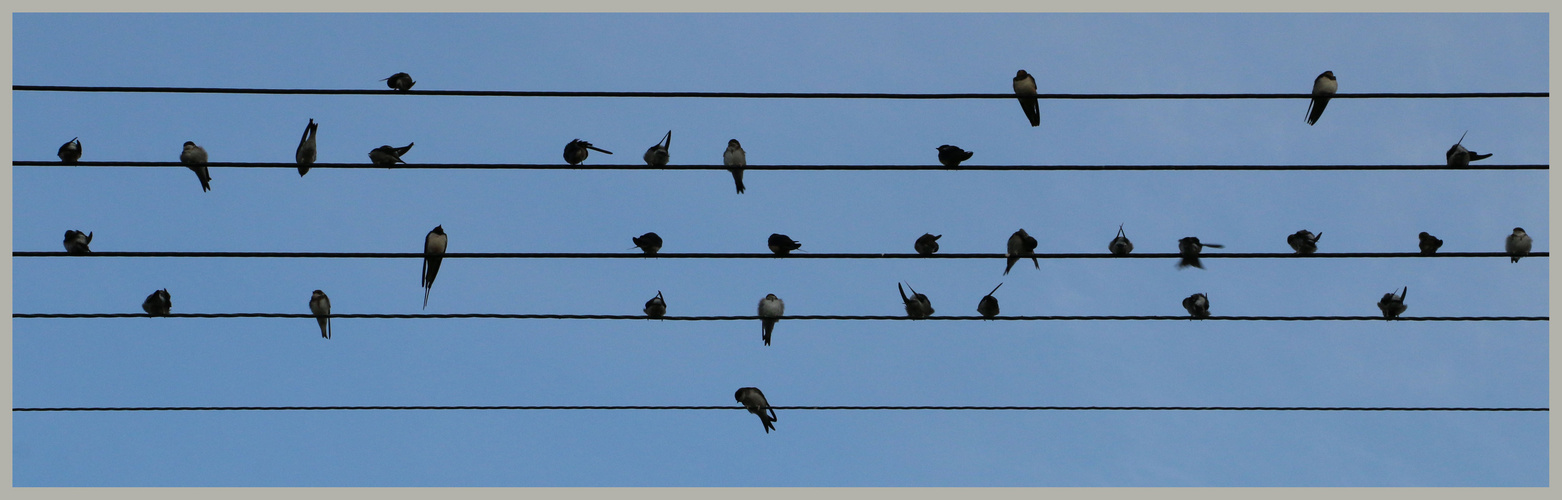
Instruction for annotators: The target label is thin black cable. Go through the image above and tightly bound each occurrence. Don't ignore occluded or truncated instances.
[12,405,1546,412]
[11,313,1547,321]
[10,251,1545,259]
[12,161,1551,171]
[11,85,1549,99]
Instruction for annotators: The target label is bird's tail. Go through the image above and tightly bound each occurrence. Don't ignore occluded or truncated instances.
[1202,243,1224,248]
[1471,152,1493,161]
[423,287,431,309]
[731,170,745,194]
[1178,257,1203,269]
[1004,257,1016,275]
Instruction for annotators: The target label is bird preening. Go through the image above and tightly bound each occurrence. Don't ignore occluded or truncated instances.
[1305,70,1336,126]
[1287,230,1322,255]
[180,141,211,192]
[898,282,934,318]
[310,290,332,339]
[1377,287,1407,319]
[936,145,974,168]
[644,291,666,318]
[915,233,942,255]
[1004,229,1039,275]
[643,130,671,167]
[977,283,1002,318]
[1182,293,1210,319]
[632,232,663,255]
[422,225,447,309]
[58,137,82,163]
[768,233,802,255]
[382,72,415,91]
[63,230,92,254]
[1013,69,1040,127]
[1108,224,1133,256]
[735,387,777,434]
[1446,131,1493,167]
[1506,227,1532,263]
[757,294,784,346]
[564,139,613,165]
[1177,237,1223,269]
[369,143,413,165]
[142,289,172,316]
[295,119,318,176]
[1418,232,1443,255]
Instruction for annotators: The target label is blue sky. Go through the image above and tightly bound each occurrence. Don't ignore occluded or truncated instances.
[9,13,1549,486]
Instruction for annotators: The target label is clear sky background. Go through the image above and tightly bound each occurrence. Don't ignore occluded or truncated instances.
[9,13,1549,486]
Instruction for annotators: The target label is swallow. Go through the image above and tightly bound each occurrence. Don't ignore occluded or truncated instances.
[382,72,415,91]
[58,137,82,163]
[1418,232,1444,255]
[180,141,211,192]
[757,294,784,346]
[1108,224,1133,256]
[563,139,612,165]
[295,119,318,176]
[1305,70,1337,126]
[643,130,671,167]
[142,288,171,316]
[1004,229,1039,275]
[936,145,974,168]
[724,139,746,194]
[644,291,667,318]
[1377,287,1407,320]
[1445,131,1494,167]
[768,233,801,255]
[898,282,934,318]
[369,143,413,165]
[1182,293,1210,319]
[976,283,1003,319]
[63,230,93,254]
[632,232,663,255]
[422,225,447,309]
[1177,237,1224,269]
[915,233,942,255]
[1506,227,1532,263]
[1013,69,1040,127]
[310,290,332,339]
[734,387,777,434]
[1287,230,1322,255]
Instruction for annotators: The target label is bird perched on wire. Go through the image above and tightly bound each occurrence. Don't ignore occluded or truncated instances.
[1305,70,1336,125]
[768,233,801,255]
[58,137,82,163]
[382,72,415,91]
[309,290,332,339]
[1004,229,1039,275]
[758,294,784,346]
[1418,232,1444,255]
[1108,224,1133,256]
[1013,69,1040,127]
[1177,237,1223,269]
[1182,293,1210,319]
[295,119,318,176]
[142,289,172,316]
[180,141,211,192]
[1506,227,1532,263]
[1377,287,1407,320]
[977,283,1003,319]
[1445,131,1493,167]
[724,139,747,194]
[734,387,777,434]
[1287,230,1322,255]
[422,225,447,309]
[369,143,413,165]
[564,139,612,165]
[643,130,671,166]
[898,282,934,318]
[644,291,667,318]
[936,145,974,168]
[914,233,941,255]
[632,232,663,255]
[63,230,92,254]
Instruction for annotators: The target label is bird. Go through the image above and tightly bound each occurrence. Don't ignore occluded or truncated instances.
[309,290,332,339]
[632,232,663,255]
[382,72,415,91]
[936,145,974,168]
[1418,232,1444,255]
[1446,131,1494,167]
[757,294,784,346]
[1305,70,1337,126]
[1182,293,1210,319]
[1506,227,1532,263]
[180,141,211,192]
[1108,224,1134,256]
[1004,229,1039,275]
[734,387,777,434]
[643,130,671,167]
[57,137,81,163]
[644,291,667,318]
[63,230,92,254]
[724,139,747,194]
[1377,287,1407,319]
[768,233,801,255]
[898,282,934,318]
[1013,69,1040,127]
[563,139,612,165]
[141,289,171,316]
[295,119,318,176]
[977,283,1003,319]
[1287,230,1322,255]
[914,233,942,255]
[1177,237,1224,269]
[422,225,447,309]
[369,143,413,165]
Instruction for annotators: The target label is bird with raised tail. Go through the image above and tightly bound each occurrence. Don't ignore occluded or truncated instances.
[296,119,318,176]
[898,282,934,318]
[757,294,784,346]
[1305,70,1336,125]
[768,233,801,255]
[1287,230,1322,255]
[724,139,747,194]
[369,143,413,165]
[382,72,415,91]
[1013,69,1040,127]
[1183,293,1210,319]
[564,139,612,165]
[734,387,777,434]
[1506,227,1532,263]
[632,232,663,255]
[422,225,447,309]
[915,233,941,255]
[142,289,172,316]
[180,141,211,192]
[1177,237,1223,269]
[643,130,671,166]
[1004,229,1039,275]
[58,138,82,163]
[63,230,93,254]
[644,291,667,318]
[1445,131,1494,167]
[977,283,1003,318]
[310,290,332,339]
[936,145,974,167]
[1418,232,1443,255]
[1377,287,1407,319]
[1108,225,1133,256]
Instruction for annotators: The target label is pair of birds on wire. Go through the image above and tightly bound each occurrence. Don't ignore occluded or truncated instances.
[562,132,751,194]
[1179,287,1410,320]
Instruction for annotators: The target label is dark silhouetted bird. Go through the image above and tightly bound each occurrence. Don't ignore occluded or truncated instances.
[1506,227,1532,263]
[1306,70,1336,125]
[758,294,784,346]
[295,119,318,176]
[915,233,941,255]
[936,145,974,167]
[1004,229,1039,275]
[180,141,211,192]
[310,290,332,339]
[382,72,415,91]
[644,291,667,318]
[564,139,612,165]
[724,139,747,194]
[142,289,171,316]
[1377,287,1407,319]
[1013,69,1040,127]
[643,130,671,166]
[632,232,663,255]
[899,282,934,318]
[1445,131,1493,167]
[422,225,447,309]
[734,387,777,434]
[1177,237,1224,269]
[1418,232,1443,255]
[977,283,1003,319]
[369,143,413,165]
[58,138,81,163]
[1108,224,1133,256]
[1183,293,1210,319]
[63,230,92,254]
[768,233,801,255]
[1287,230,1322,255]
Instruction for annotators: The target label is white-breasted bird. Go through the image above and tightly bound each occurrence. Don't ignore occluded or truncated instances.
[734,387,777,434]
[295,119,318,176]
[310,290,332,339]
[1287,230,1322,255]
[632,232,663,255]
[1004,229,1039,275]
[1377,287,1407,319]
[977,283,1003,319]
[422,225,447,309]
[369,143,413,165]
[1506,227,1532,263]
[1445,131,1494,167]
[643,130,671,166]
[768,233,801,255]
[1418,232,1444,255]
[1305,70,1337,125]
[563,139,612,165]
[758,294,784,346]
[1177,237,1223,269]
[1109,224,1133,256]
[936,145,974,168]
[1182,293,1210,319]
[1013,69,1040,127]
[915,233,941,255]
[142,289,171,316]
[724,139,747,194]
[180,141,211,192]
[382,72,415,91]
[63,230,93,254]
[899,282,934,318]
[644,291,667,318]
[58,137,82,163]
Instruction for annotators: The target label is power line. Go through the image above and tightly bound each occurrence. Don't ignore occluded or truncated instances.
[12,405,1546,412]
[11,85,1549,99]
[12,161,1551,171]
[12,313,1546,321]
[10,251,1545,259]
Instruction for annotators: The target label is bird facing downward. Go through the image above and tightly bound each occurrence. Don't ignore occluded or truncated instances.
[296,119,318,176]
[734,387,777,434]
[643,130,671,166]
[369,143,413,165]
[1418,232,1444,255]
[1183,293,1210,318]
[180,141,211,192]
[644,291,667,318]
[768,233,802,255]
[1004,229,1039,275]
[564,139,613,165]
[936,145,974,168]
[899,282,934,318]
[310,290,332,339]
[1506,227,1532,263]
[724,139,747,194]
[382,72,415,91]
[58,138,82,163]
[1013,69,1041,127]
[915,233,942,255]
[63,230,93,254]
[632,232,663,255]
[1445,131,1494,167]
[757,294,785,346]
[1177,237,1224,269]
[1377,287,1407,319]
[142,289,172,316]
[422,225,447,309]
[1306,70,1337,125]
[1287,230,1322,255]
[977,283,1003,319]
[1109,224,1134,256]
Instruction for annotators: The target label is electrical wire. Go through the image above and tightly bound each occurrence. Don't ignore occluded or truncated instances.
[12,161,1550,171]
[11,251,1546,259]
[11,85,1549,99]
[11,313,1546,321]
[12,405,1546,412]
